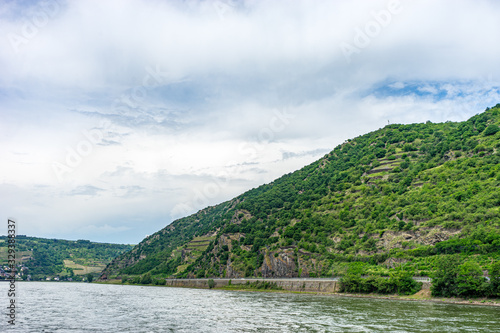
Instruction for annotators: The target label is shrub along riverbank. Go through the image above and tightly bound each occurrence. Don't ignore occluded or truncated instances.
[339,266,422,295]
[336,255,500,298]
[431,254,500,298]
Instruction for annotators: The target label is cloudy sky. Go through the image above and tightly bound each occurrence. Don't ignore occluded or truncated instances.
[1,0,499,244]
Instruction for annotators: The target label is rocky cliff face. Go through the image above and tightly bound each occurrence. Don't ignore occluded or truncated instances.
[377,227,461,250]
[260,250,298,278]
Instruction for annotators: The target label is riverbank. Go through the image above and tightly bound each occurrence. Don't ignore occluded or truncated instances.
[97,278,500,307]
[214,284,500,307]
[322,289,500,307]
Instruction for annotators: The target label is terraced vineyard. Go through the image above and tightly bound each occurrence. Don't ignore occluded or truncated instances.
[172,236,215,274]
[63,260,106,275]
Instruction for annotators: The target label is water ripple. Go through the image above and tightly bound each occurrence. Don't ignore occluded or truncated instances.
[0,282,499,332]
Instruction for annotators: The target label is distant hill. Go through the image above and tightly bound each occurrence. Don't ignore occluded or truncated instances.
[0,236,134,281]
[101,104,500,284]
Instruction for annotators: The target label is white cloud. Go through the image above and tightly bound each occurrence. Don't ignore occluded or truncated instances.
[1,0,499,243]
[389,82,405,90]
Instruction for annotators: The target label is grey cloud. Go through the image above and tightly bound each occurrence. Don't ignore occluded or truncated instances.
[117,185,145,198]
[69,185,104,196]
[73,107,193,133]
[241,167,268,175]
[101,166,135,178]
[281,149,331,161]
[97,139,121,146]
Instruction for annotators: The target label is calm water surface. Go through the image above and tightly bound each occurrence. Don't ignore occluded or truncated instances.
[1,282,499,332]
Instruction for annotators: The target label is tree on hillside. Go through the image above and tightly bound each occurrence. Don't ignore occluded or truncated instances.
[431,255,461,297]
[490,261,500,297]
[455,261,487,297]
[140,272,152,284]
[483,124,499,136]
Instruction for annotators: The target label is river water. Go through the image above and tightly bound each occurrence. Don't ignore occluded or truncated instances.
[1,282,499,332]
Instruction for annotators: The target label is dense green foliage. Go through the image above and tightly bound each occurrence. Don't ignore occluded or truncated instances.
[490,261,500,296]
[102,105,500,297]
[339,264,422,295]
[430,254,500,298]
[0,236,133,280]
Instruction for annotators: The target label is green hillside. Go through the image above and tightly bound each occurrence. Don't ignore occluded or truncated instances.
[101,105,500,297]
[0,236,134,281]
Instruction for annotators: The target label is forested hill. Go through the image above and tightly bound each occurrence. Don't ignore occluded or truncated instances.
[0,236,133,281]
[100,105,500,283]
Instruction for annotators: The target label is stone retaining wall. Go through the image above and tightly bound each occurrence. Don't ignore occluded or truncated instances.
[165,278,340,293]
[164,278,431,292]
